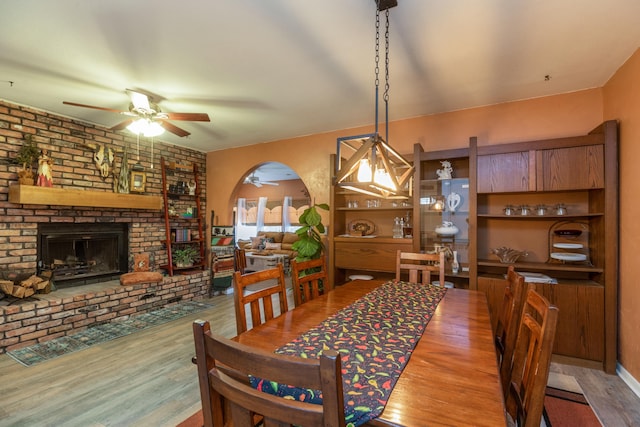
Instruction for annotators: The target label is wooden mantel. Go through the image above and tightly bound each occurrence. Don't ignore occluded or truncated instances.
[9,184,163,210]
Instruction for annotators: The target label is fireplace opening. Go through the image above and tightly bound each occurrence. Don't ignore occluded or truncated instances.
[38,223,129,287]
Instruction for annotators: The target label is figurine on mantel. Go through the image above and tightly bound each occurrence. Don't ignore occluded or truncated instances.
[36,150,53,187]
[436,160,453,180]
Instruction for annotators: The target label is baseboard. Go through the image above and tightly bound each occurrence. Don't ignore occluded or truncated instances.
[617,362,640,399]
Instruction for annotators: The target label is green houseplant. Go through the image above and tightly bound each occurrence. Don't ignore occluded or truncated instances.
[172,245,200,268]
[292,202,329,262]
[15,134,40,185]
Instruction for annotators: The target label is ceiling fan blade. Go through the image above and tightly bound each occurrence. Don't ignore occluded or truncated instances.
[111,119,135,131]
[253,182,263,188]
[262,182,279,186]
[63,101,127,114]
[159,121,191,137]
[164,112,211,122]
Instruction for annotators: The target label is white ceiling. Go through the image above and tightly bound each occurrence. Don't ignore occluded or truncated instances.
[1,1,639,153]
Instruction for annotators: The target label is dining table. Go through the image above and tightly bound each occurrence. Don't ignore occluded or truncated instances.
[234,279,507,426]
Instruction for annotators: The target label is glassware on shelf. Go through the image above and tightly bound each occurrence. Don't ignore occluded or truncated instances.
[519,205,531,216]
[451,250,460,274]
[393,217,403,238]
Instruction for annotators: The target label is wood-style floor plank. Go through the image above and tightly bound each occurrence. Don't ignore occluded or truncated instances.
[0,288,638,426]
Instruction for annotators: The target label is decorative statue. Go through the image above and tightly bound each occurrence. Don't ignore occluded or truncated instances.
[117,150,130,193]
[36,150,53,187]
[88,143,115,179]
[187,180,196,195]
[436,160,453,180]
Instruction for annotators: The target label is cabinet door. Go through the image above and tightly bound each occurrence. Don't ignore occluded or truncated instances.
[536,283,605,362]
[477,151,532,193]
[334,241,413,272]
[538,145,604,190]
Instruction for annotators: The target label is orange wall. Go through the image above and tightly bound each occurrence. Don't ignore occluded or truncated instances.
[603,48,640,381]
[207,89,603,227]
[206,75,640,380]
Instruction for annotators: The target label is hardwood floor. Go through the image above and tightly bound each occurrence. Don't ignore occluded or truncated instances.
[0,289,639,426]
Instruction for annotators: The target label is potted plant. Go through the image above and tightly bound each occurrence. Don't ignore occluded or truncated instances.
[14,134,40,185]
[292,202,329,262]
[172,245,200,268]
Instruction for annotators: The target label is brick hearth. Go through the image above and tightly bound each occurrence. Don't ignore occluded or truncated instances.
[0,271,210,354]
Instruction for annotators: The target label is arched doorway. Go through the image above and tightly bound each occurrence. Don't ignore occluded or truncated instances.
[232,162,311,241]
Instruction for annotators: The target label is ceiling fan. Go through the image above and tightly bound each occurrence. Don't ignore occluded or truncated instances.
[63,89,210,137]
[243,173,279,188]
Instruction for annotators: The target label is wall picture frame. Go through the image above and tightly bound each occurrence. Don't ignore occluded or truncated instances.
[130,171,146,193]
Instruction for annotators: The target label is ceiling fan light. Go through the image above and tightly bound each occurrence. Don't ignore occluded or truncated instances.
[126,119,147,135]
[144,121,165,137]
[127,118,165,137]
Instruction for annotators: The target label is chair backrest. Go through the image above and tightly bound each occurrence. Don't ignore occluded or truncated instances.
[193,319,346,427]
[395,250,445,286]
[506,289,559,427]
[232,263,289,335]
[496,266,534,398]
[290,257,327,306]
[234,248,247,274]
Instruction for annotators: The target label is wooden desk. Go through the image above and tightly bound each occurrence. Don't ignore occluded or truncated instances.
[236,280,507,426]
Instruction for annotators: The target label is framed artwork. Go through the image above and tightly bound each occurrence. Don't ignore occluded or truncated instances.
[130,171,146,193]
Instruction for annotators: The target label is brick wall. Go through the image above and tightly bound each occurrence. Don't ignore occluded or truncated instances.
[0,99,211,353]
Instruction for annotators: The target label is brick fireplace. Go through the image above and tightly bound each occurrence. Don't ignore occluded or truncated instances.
[0,100,211,354]
[38,222,129,287]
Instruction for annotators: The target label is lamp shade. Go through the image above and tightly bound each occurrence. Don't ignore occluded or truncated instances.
[334,133,413,199]
[127,118,165,137]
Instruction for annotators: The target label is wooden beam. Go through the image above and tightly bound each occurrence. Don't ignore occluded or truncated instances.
[9,185,162,210]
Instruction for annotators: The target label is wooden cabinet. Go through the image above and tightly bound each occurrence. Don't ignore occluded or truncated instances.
[329,155,414,285]
[413,145,473,288]
[477,150,532,193]
[478,276,605,362]
[159,157,206,276]
[472,121,618,373]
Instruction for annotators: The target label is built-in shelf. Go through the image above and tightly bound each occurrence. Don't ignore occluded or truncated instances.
[9,184,163,210]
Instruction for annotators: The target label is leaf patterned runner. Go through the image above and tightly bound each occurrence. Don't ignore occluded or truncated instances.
[251,280,447,426]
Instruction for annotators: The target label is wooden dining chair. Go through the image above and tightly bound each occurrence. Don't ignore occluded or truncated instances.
[506,288,559,427]
[234,248,248,274]
[193,319,346,427]
[290,257,327,306]
[232,263,289,335]
[495,266,535,398]
[395,250,445,286]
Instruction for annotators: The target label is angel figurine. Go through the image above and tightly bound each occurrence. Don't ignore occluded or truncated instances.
[436,160,453,180]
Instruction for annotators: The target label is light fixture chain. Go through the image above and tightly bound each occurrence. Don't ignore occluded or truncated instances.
[374,6,381,135]
[375,8,380,90]
[384,8,390,104]
[384,8,390,142]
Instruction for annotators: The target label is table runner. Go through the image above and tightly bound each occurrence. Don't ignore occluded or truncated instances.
[251,280,447,426]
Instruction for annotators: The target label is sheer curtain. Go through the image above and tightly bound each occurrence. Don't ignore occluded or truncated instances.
[282,196,292,232]
[235,198,251,240]
[256,196,267,233]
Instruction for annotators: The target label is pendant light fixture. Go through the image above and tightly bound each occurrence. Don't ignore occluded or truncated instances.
[334,0,413,199]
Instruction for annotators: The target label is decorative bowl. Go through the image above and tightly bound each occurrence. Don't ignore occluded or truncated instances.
[491,246,528,264]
